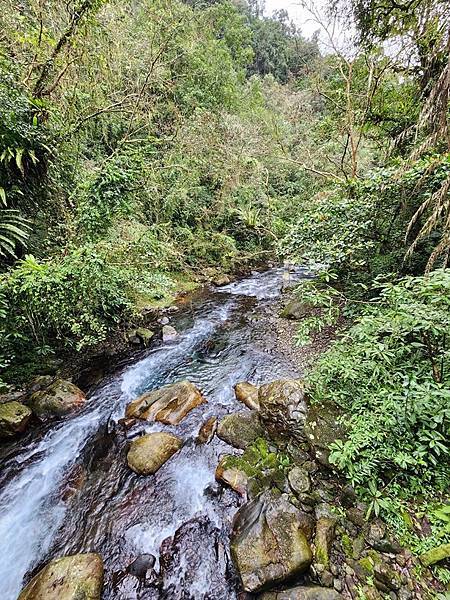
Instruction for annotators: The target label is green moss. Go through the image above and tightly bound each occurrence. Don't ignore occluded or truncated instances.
[358,556,375,576]
[341,533,353,559]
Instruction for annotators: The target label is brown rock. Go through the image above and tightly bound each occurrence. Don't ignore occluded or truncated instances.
[234,382,259,410]
[215,455,248,496]
[196,416,217,444]
[126,380,205,425]
[217,411,264,449]
[258,379,307,439]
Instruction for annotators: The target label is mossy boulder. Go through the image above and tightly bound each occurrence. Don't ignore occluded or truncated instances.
[126,380,205,425]
[230,490,313,592]
[0,401,32,438]
[304,401,345,467]
[18,553,103,600]
[258,379,307,439]
[216,411,264,449]
[419,543,450,567]
[127,432,182,475]
[234,382,259,410]
[261,586,343,599]
[27,379,86,419]
[280,299,312,320]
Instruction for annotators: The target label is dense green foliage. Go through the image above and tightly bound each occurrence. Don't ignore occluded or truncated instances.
[0,0,323,384]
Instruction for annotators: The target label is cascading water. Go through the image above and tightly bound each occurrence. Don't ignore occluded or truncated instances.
[0,267,308,599]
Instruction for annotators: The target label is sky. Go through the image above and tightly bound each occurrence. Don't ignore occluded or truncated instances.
[264,0,325,39]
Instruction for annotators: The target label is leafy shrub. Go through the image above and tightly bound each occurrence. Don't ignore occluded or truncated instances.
[307,270,450,500]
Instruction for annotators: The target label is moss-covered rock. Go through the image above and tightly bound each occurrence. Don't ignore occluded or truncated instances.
[126,380,205,425]
[217,411,264,449]
[18,553,103,600]
[315,517,336,569]
[127,432,182,475]
[230,490,313,592]
[304,401,345,467]
[0,401,32,438]
[419,543,450,567]
[280,299,312,320]
[27,379,86,419]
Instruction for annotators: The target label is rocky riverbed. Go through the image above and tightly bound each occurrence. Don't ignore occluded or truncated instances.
[0,268,445,599]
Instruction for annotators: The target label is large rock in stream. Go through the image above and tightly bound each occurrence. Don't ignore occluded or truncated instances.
[125,380,205,425]
[18,553,103,600]
[127,432,182,475]
[0,401,32,438]
[230,491,313,592]
[258,379,307,439]
[217,411,264,449]
[26,379,86,419]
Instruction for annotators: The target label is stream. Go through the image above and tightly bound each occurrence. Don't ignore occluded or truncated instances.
[0,267,310,599]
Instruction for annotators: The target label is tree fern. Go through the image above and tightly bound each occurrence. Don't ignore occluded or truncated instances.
[0,208,30,258]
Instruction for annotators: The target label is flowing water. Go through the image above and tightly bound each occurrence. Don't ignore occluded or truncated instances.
[0,267,310,599]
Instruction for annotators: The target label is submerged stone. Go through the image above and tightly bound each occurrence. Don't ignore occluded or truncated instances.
[18,553,103,600]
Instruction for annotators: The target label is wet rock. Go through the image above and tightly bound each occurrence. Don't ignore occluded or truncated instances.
[196,415,217,444]
[217,411,264,449]
[118,417,137,430]
[60,464,87,502]
[304,401,345,467]
[127,554,156,579]
[213,274,231,286]
[0,401,32,438]
[162,325,178,341]
[126,380,205,425]
[419,543,450,567]
[234,382,259,411]
[230,491,313,592]
[127,432,182,475]
[280,299,311,320]
[260,586,343,599]
[160,517,234,598]
[288,466,311,496]
[18,553,103,600]
[258,379,307,439]
[215,455,248,496]
[315,517,336,569]
[27,379,86,419]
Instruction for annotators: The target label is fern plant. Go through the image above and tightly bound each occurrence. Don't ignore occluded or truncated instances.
[0,191,30,258]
